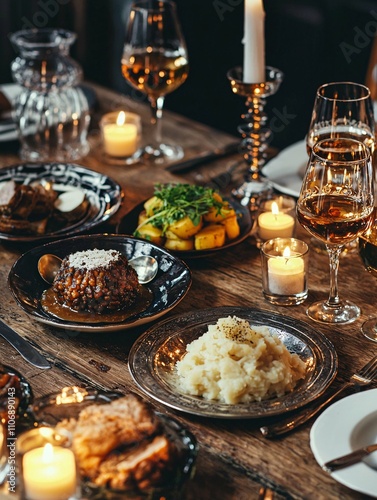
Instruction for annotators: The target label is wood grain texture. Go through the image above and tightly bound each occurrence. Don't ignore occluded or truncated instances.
[0,83,375,499]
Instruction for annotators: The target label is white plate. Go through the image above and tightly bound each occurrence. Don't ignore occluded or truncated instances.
[310,388,377,497]
[262,140,308,197]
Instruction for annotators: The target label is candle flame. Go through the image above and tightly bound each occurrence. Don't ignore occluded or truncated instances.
[116,111,126,126]
[283,246,291,258]
[271,202,280,215]
[42,443,54,463]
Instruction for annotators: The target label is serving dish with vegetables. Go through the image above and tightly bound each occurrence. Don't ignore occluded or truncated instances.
[117,183,253,258]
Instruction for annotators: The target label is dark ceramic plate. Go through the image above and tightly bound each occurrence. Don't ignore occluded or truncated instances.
[116,197,253,258]
[8,234,191,332]
[31,386,198,499]
[0,364,34,430]
[129,306,338,419]
[0,162,122,242]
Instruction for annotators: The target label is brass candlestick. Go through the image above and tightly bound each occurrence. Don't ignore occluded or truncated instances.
[227,66,284,208]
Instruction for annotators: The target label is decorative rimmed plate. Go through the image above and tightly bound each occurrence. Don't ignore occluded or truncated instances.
[116,197,253,259]
[0,162,122,242]
[128,306,338,419]
[310,389,377,498]
[31,386,198,499]
[262,139,307,198]
[8,234,191,332]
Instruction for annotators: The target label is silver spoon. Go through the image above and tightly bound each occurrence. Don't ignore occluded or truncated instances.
[37,253,158,285]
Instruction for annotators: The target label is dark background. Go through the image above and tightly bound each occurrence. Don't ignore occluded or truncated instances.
[1,0,377,149]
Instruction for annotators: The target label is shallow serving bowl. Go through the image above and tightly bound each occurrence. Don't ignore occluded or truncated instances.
[31,386,198,500]
[8,234,192,332]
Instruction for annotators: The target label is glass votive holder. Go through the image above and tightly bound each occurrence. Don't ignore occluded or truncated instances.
[16,427,80,500]
[261,237,309,306]
[100,110,142,165]
[255,195,296,248]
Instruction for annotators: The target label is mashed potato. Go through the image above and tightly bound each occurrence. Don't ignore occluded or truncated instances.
[175,316,307,404]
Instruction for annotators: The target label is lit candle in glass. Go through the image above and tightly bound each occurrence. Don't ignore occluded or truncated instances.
[257,201,295,240]
[16,427,80,500]
[23,443,77,500]
[261,237,309,306]
[267,246,305,295]
[101,110,141,157]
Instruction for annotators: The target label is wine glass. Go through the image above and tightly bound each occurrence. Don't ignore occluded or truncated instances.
[121,0,189,162]
[307,81,375,153]
[297,137,374,324]
[306,81,376,255]
[359,213,377,340]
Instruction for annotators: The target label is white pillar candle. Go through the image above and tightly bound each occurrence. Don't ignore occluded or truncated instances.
[243,0,265,83]
[268,247,305,295]
[102,111,139,157]
[23,443,77,500]
[257,202,295,240]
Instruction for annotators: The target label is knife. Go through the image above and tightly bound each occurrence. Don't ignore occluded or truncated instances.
[322,443,377,472]
[0,319,51,369]
[166,141,240,173]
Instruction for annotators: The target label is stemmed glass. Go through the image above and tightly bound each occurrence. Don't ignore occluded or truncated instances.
[121,0,189,162]
[306,82,376,255]
[297,137,374,324]
[359,214,377,340]
[307,81,375,153]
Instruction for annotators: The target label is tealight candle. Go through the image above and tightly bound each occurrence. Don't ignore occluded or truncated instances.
[16,427,80,500]
[257,201,295,241]
[100,110,141,158]
[261,238,309,306]
[268,246,305,295]
[23,444,77,500]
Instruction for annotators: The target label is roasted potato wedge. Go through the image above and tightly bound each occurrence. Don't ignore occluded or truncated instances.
[136,223,164,245]
[194,224,226,250]
[220,215,241,240]
[203,202,236,223]
[144,196,163,217]
[168,216,203,239]
[165,237,194,251]
[138,210,149,225]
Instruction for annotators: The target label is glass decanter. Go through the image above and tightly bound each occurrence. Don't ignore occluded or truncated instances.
[10,28,90,162]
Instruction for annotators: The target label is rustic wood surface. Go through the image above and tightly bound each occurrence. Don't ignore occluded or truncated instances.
[0,82,376,500]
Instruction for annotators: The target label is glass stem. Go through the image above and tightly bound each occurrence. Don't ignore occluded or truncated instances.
[325,244,343,307]
[149,95,165,147]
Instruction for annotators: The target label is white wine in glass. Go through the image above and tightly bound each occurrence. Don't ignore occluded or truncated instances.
[297,138,374,324]
[122,0,189,162]
[306,82,376,256]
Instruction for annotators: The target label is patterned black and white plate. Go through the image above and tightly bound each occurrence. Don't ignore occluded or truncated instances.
[0,162,122,242]
[8,234,192,332]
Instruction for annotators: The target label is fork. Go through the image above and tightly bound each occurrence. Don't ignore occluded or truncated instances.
[260,354,377,438]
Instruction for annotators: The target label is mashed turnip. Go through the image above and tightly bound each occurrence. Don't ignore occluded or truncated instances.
[175,316,307,404]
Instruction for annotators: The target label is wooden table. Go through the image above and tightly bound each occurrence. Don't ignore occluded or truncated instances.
[0,83,376,500]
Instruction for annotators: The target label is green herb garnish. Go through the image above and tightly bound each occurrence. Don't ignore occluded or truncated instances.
[134,183,224,236]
